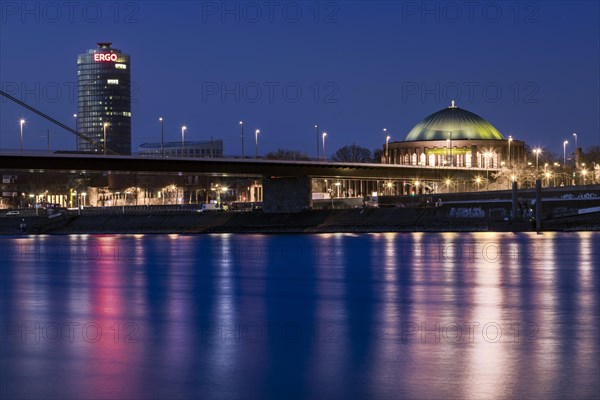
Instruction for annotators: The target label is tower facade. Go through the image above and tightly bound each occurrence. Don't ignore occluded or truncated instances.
[77,42,131,155]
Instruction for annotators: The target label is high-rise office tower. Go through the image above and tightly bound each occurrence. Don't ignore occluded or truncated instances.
[77,42,131,155]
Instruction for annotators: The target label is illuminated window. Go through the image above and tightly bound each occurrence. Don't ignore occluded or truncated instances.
[115,64,127,69]
[107,79,119,85]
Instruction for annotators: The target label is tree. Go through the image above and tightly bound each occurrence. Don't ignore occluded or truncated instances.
[581,146,600,165]
[331,144,372,163]
[493,163,537,189]
[372,148,383,163]
[265,148,310,160]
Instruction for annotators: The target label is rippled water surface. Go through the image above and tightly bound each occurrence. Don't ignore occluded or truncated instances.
[1,232,599,399]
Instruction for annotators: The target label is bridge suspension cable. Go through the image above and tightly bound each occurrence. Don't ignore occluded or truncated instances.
[0,89,119,155]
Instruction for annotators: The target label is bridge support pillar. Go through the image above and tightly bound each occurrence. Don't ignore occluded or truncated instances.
[262,176,311,213]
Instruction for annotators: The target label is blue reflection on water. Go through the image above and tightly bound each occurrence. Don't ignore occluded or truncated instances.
[1,232,599,399]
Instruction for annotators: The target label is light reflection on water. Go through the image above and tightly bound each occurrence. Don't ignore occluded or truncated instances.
[1,232,599,400]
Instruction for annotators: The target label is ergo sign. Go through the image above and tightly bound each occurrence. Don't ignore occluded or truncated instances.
[94,53,118,62]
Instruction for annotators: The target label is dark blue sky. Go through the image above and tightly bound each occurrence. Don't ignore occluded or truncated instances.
[1,1,599,157]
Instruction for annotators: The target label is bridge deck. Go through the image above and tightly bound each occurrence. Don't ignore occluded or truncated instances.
[0,153,496,180]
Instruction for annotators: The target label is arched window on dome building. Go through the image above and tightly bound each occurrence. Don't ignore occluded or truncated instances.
[428,153,436,166]
[437,154,444,166]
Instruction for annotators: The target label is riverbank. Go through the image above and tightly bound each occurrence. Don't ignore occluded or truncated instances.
[1,207,599,235]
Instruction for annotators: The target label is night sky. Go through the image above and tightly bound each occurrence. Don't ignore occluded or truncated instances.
[1,1,598,157]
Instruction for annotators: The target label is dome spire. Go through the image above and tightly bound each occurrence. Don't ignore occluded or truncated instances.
[449,100,457,108]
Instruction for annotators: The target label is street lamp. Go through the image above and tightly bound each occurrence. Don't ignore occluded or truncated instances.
[572,133,578,167]
[533,148,542,173]
[483,151,492,189]
[239,121,245,158]
[448,132,452,166]
[19,119,25,152]
[181,125,187,157]
[255,129,260,158]
[383,128,387,162]
[385,181,393,195]
[103,122,109,155]
[159,117,164,157]
[475,176,482,191]
[334,181,341,198]
[563,140,569,167]
[508,135,513,166]
[322,132,327,161]
[582,169,587,185]
[72,114,78,149]
[386,134,391,164]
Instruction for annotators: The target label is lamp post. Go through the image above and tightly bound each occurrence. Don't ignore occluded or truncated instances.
[181,125,187,157]
[239,121,245,158]
[533,148,542,173]
[19,119,25,152]
[563,140,569,167]
[448,132,452,166]
[322,132,327,161]
[484,151,492,190]
[582,169,587,185]
[159,117,164,157]
[315,125,320,160]
[385,134,391,164]
[508,135,513,167]
[255,129,260,158]
[73,114,78,149]
[383,128,387,162]
[103,122,108,155]
[386,181,393,195]
[572,133,578,167]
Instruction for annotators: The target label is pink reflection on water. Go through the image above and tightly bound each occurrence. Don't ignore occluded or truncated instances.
[82,235,140,399]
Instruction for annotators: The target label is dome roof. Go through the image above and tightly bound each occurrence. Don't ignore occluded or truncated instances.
[404,102,504,141]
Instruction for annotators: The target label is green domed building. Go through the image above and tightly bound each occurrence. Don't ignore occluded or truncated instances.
[384,102,525,169]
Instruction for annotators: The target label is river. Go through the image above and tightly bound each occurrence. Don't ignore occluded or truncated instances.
[1,232,599,399]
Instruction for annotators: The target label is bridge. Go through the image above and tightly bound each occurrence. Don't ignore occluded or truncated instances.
[1,152,496,212]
